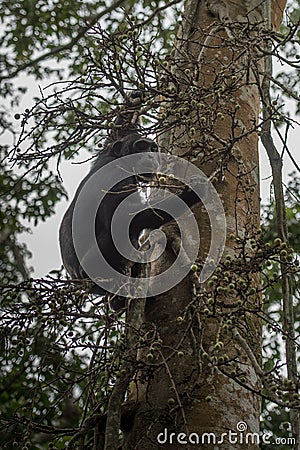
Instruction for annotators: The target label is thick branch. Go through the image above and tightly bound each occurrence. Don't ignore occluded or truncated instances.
[104,262,148,450]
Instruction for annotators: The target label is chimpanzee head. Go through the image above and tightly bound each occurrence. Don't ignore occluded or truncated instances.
[107,133,159,178]
[109,133,158,157]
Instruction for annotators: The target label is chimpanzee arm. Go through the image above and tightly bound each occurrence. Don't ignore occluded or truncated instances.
[130,181,205,236]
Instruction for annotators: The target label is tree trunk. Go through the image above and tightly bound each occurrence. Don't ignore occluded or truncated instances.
[123,1,287,449]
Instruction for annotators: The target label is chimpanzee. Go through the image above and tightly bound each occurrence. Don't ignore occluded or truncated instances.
[59,92,203,309]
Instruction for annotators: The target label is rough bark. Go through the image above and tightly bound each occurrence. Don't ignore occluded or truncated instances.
[123,1,287,449]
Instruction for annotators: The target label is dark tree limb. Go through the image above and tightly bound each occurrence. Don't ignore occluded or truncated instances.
[103,262,148,450]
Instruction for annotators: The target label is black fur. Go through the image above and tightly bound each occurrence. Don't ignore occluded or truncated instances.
[59,94,203,309]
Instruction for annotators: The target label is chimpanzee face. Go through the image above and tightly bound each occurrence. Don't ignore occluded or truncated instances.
[108,134,159,177]
[110,134,158,157]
